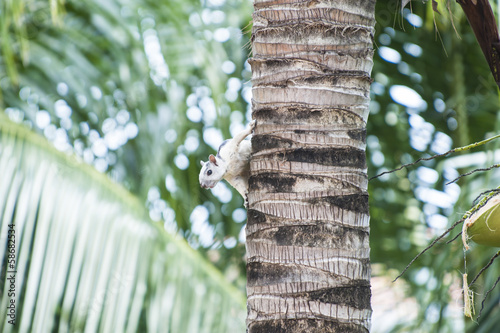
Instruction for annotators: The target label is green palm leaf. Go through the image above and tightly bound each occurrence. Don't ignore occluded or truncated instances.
[0,117,245,332]
[1,0,253,279]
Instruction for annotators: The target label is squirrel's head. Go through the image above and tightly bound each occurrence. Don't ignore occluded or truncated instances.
[199,154,226,189]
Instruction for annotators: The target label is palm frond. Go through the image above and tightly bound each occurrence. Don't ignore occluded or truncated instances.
[0,117,245,332]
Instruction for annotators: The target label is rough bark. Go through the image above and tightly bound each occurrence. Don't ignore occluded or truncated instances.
[247,0,375,332]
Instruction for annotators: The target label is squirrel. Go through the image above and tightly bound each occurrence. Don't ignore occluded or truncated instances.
[199,120,256,207]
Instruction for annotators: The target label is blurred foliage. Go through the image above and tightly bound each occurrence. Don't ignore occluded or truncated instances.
[1,0,253,289]
[0,116,245,332]
[369,0,500,332]
[3,0,500,332]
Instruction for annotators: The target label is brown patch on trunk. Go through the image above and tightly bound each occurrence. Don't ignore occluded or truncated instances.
[248,318,368,333]
[263,224,369,249]
[308,193,369,214]
[274,147,366,168]
[253,105,365,126]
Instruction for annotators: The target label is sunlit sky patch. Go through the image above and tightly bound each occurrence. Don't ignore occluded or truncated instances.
[92,138,108,157]
[207,0,226,6]
[397,62,410,75]
[116,109,130,124]
[165,174,178,193]
[214,28,230,42]
[389,85,427,110]
[187,106,203,122]
[57,82,69,95]
[409,115,434,151]
[102,118,117,133]
[405,13,423,27]
[378,33,391,46]
[210,181,232,203]
[184,135,200,152]
[190,205,215,248]
[36,110,51,129]
[415,187,456,209]
[378,46,401,64]
[76,93,87,108]
[55,99,72,118]
[443,150,500,170]
[238,225,246,243]
[222,60,236,74]
[225,77,242,102]
[125,123,138,139]
[232,208,246,223]
[428,213,448,230]
[94,158,108,172]
[433,98,446,113]
[54,128,70,151]
[163,207,177,234]
[371,82,384,95]
[223,237,236,249]
[105,128,127,150]
[174,154,189,170]
[90,86,102,100]
[200,96,217,125]
[203,127,224,150]
[403,43,423,57]
[142,17,170,86]
[416,166,439,185]
[414,267,430,286]
[164,129,177,143]
[430,132,452,154]
[371,151,385,167]
[210,10,226,24]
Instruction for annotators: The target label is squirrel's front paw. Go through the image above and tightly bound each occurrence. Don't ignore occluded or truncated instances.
[249,119,256,132]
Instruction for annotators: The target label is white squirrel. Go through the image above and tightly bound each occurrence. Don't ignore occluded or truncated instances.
[199,120,256,206]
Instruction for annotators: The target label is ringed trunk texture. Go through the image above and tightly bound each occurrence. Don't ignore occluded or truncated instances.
[247,1,375,332]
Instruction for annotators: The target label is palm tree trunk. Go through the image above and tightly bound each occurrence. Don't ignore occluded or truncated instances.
[247,1,375,332]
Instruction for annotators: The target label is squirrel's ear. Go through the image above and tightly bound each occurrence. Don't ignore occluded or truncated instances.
[209,154,218,166]
[200,160,205,167]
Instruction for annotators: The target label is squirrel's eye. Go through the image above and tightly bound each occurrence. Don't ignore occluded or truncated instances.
[207,170,212,176]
